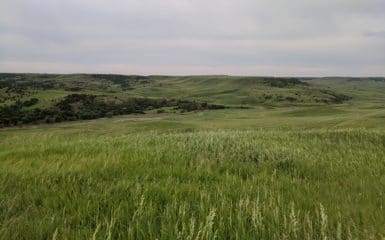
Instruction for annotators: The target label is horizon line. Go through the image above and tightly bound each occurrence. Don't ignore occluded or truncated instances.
[1,72,385,79]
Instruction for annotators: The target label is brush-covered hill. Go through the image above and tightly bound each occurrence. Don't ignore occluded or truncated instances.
[302,77,385,106]
[0,74,353,107]
[2,73,384,127]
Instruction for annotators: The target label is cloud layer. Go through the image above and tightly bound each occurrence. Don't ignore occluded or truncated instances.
[1,0,384,76]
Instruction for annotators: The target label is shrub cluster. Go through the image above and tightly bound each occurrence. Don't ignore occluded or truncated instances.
[90,74,150,90]
[319,90,352,103]
[262,77,308,88]
[0,94,226,127]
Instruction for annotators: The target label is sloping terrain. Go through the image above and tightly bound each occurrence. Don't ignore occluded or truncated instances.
[0,73,360,127]
[0,73,384,239]
[0,74,353,108]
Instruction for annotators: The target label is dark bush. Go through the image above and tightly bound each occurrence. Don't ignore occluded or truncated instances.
[22,98,39,107]
[263,78,308,88]
[0,94,226,127]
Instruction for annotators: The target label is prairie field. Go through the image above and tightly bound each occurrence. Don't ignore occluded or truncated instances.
[2,0,385,238]
[0,74,384,239]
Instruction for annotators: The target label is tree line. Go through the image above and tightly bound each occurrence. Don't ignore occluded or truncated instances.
[0,94,225,127]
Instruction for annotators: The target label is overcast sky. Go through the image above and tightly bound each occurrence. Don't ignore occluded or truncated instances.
[1,0,384,76]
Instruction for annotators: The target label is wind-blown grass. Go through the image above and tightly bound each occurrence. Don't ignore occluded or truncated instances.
[0,129,384,239]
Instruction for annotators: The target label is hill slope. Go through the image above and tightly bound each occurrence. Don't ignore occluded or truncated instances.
[2,73,385,127]
[0,74,353,107]
[0,74,384,239]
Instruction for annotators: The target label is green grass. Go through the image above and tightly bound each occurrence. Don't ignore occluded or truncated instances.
[1,74,385,239]
[1,107,385,239]
[0,128,384,239]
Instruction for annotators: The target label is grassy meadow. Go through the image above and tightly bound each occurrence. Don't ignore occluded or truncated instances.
[0,74,385,239]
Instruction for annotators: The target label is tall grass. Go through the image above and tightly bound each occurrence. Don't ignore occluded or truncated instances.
[0,129,384,239]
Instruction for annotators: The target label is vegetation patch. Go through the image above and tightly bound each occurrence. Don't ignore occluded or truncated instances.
[0,94,226,127]
[262,77,309,88]
[318,89,352,103]
[89,74,151,90]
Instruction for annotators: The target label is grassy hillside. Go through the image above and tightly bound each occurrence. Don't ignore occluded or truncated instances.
[0,74,355,108]
[0,74,384,239]
[303,77,385,107]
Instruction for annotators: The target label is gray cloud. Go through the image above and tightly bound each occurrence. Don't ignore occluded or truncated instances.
[0,0,384,76]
